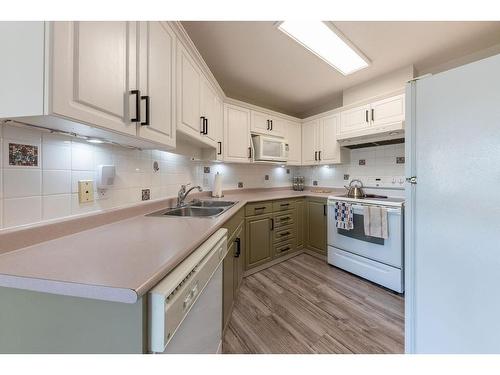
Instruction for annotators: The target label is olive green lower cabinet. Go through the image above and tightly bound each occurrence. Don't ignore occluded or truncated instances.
[245,213,274,269]
[305,197,328,256]
[222,209,245,332]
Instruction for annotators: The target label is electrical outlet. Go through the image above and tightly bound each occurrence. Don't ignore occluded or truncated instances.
[286,169,290,174]
[264,175,269,181]
[344,174,350,180]
[238,182,243,188]
[204,166,211,173]
[313,180,318,186]
[78,180,94,204]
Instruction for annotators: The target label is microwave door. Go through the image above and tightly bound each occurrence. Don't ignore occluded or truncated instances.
[262,138,284,160]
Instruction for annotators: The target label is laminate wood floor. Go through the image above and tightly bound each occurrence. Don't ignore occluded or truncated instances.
[223,253,404,354]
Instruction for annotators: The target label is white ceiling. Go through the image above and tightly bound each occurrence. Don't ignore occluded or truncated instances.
[182,21,500,118]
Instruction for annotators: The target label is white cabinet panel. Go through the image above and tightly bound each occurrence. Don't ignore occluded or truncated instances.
[137,22,176,148]
[178,44,202,136]
[251,111,285,137]
[339,104,371,136]
[52,21,136,136]
[201,78,222,144]
[371,94,405,129]
[285,120,301,165]
[301,120,319,165]
[319,114,341,164]
[224,104,251,163]
[213,95,224,161]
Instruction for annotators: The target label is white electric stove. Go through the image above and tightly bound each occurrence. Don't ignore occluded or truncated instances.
[327,193,405,293]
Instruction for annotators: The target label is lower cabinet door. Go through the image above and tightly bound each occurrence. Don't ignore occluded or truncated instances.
[222,247,234,331]
[245,214,273,269]
[232,224,245,294]
[306,199,327,255]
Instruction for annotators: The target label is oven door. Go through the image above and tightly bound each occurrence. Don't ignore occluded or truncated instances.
[327,203,403,268]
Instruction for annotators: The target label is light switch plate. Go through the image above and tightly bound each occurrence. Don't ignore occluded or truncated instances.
[78,180,94,204]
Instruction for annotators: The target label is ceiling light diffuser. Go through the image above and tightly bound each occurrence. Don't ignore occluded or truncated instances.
[278,21,370,75]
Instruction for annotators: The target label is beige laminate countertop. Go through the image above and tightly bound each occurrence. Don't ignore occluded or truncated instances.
[0,189,340,303]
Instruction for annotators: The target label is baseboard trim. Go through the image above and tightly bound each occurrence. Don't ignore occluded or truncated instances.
[243,251,304,277]
[303,248,327,261]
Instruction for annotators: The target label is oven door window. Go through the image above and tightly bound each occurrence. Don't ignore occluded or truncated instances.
[337,212,384,245]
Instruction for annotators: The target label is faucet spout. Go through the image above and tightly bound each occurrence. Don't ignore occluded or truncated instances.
[177,184,203,207]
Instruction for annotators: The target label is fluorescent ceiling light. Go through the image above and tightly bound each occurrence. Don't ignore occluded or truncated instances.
[278,21,369,75]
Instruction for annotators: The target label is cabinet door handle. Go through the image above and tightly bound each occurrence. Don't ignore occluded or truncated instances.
[314,151,318,161]
[365,110,369,123]
[318,151,321,161]
[204,118,209,135]
[217,141,222,155]
[267,119,270,131]
[270,120,273,131]
[200,116,205,134]
[130,90,141,122]
[270,218,274,231]
[323,204,327,216]
[248,146,252,159]
[234,238,241,258]
[140,95,150,126]
[371,108,374,122]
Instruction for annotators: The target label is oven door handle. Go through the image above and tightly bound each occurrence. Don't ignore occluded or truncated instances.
[349,204,402,215]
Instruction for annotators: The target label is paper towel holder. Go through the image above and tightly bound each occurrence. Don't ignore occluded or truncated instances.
[212,172,224,198]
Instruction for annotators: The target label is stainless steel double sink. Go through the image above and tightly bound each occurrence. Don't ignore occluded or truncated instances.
[146,200,237,218]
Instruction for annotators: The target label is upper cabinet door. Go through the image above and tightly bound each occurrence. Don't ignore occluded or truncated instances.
[285,120,301,165]
[137,22,176,148]
[250,110,272,135]
[339,104,371,136]
[319,114,341,164]
[224,104,251,163]
[370,94,405,129]
[177,44,202,136]
[200,78,221,143]
[301,120,319,165]
[51,21,137,136]
[213,95,224,161]
[269,116,286,137]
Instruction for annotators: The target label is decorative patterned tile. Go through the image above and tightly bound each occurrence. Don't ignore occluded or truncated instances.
[8,143,38,167]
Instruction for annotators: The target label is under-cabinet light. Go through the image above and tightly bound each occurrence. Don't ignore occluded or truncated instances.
[277,21,369,75]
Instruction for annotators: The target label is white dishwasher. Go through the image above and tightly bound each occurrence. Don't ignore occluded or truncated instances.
[149,228,228,354]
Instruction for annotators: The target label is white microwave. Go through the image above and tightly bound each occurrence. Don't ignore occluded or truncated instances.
[252,135,289,162]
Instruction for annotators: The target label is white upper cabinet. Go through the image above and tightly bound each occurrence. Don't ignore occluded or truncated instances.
[339,104,371,137]
[52,21,137,136]
[285,120,302,165]
[224,104,251,163]
[370,94,405,129]
[339,93,405,140]
[177,43,221,148]
[177,44,202,137]
[319,114,343,164]
[302,114,348,166]
[301,120,320,165]
[250,110,286,137]
[136,21,176,148]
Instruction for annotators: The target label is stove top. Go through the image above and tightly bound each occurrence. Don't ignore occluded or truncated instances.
[328,194,405,207]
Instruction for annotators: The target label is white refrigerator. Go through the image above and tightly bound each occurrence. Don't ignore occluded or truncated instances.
[405,53,500,353]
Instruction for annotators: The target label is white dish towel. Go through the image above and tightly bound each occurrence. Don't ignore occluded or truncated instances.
[363,206,389,239]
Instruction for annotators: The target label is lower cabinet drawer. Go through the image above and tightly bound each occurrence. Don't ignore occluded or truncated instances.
[273,200,296,212]
[274,240,296,258]
[274,210,296,228]
[273,225,295,243]
[245,202,273,216]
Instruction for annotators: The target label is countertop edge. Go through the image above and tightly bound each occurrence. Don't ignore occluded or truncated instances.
[0,274,138,304]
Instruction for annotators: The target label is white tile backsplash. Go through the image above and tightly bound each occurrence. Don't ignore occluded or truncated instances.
[0,123,406,230]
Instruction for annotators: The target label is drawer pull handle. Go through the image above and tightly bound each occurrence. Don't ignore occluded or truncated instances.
[279,232,290,236]
[280,217,291,221]
[280,203,290,207]
[278,246,291,253]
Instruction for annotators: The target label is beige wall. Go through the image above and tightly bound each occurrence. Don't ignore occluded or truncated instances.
[343,65,415,106]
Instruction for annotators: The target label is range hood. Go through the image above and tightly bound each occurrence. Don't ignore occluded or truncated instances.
[337,125,404,149]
